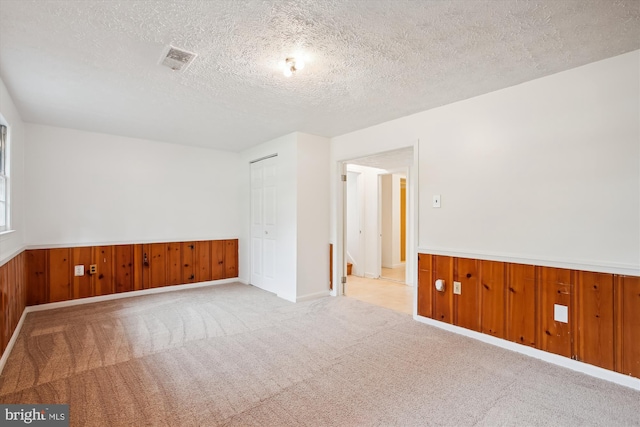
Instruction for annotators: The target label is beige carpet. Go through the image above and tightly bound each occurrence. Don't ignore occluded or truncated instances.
[1,283,638,426]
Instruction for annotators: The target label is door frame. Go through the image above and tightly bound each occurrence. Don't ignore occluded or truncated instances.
[334,141,419,313]
[249,153,278,293]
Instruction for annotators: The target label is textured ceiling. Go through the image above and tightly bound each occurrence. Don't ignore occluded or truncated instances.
[0,1,638,151]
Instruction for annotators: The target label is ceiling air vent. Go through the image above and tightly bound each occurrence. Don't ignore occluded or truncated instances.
[160,45,197,72]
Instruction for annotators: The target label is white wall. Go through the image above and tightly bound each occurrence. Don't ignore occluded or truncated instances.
[296,132,330,299]
[332,50,640,276]
[25,124,242,246]
[0,77,26,264]
[381,174,403,269]
[240,132,330,302]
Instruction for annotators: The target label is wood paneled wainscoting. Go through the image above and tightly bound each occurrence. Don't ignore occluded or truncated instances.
[417,253,640,380]
[0,253,26,359]
[1,239,238,369]
[26,239,238,305]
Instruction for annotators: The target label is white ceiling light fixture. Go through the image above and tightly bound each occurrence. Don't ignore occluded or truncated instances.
[283,57,305,77]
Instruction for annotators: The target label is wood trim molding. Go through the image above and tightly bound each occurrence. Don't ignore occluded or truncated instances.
[0,245,27,268]
[417,246,639,276]
[26,237,240,250]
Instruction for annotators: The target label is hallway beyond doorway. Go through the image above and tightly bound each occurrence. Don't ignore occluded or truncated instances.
[345,275,412,315]
[380,264,405,283]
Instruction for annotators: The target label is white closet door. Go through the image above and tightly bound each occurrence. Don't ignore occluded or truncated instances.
[250,156,277,292]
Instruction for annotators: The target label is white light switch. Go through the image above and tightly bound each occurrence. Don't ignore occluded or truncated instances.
[554,304,568,323]
[74,265,84,277]
[433,195,441,208]
[453,281,461,295]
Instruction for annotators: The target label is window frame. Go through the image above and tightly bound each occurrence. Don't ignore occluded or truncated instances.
[0,123,9,233]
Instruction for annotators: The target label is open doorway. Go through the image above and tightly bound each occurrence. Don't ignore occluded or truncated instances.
[339,147,416,315]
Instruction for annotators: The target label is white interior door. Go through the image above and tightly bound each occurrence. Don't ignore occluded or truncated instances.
[251,156,277,293]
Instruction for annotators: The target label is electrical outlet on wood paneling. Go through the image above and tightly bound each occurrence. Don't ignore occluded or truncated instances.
[74,265,84,276]
[453,281,462,295]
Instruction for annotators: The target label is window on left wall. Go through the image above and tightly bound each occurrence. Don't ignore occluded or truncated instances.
[0,124,8,232]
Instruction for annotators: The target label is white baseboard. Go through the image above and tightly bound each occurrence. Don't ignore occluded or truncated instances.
[27,278,240,313]
[277,292,296,303]
[296,290,330,302]
[0,308,28,376]
[414,315,640,391]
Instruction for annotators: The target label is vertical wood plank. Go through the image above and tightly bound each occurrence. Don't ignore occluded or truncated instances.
[0,260,14,354]
[94,246,114,296]
[17,253,26,327]
[417,254,433,318]
[195,241,211,283]
[166,243,181,286]
[114,245,133,293]
[539,267,573,358]
[0,255,25,354]
[26,249,48,305]
[72,246,93,299]
[9,258,18,335]
[0,262,6,353]
[149,243,166,288]
[4,260,12,346]
[480,260,506,338]
[49,248,71,303]
[133,244,144,291]
[211,240,225,280]
[576,272,614,369]
[182,242,196,283]
[329,244,333,291]
[432,255,453,323]
[615,275,623,374]
[141,244,151,290]
[224,239,238,279]
[454,257,480,331]
[616,275,640,377]
[18,253,26,323]
[507,263,537,347]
